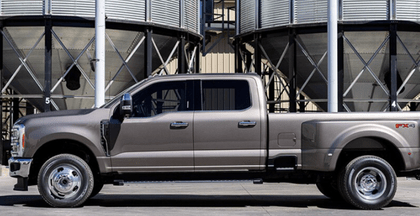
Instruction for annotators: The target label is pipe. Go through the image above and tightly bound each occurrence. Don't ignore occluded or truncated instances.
[95,0,106,107]
[328,0,338,112]
[236,0,240,35]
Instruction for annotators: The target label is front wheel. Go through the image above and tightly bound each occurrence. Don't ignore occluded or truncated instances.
[338,155,397,210]
[37,154,94,207]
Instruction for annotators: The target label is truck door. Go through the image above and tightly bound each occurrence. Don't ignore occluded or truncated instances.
[193,79,263,171]
[110,80,194,172]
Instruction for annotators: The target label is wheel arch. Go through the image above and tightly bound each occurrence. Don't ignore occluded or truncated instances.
[28,139,101,186]
[335,137,405,174]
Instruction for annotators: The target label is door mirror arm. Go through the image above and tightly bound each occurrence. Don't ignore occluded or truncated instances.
[120,93,133,118]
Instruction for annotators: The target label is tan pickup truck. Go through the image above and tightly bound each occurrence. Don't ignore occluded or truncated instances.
[6,73,420,209]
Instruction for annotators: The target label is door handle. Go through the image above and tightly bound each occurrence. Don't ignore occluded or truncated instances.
[238,121,257,128]
[170,122,189,129]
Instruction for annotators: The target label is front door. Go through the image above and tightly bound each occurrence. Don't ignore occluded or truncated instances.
[110,80,194,172]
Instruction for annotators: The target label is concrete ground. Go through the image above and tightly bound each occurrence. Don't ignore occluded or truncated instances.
[1,165,420,216]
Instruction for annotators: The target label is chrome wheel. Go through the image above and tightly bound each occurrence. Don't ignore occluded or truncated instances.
[48,165,82,199]
[38,154,93,207]
[339,156,397,210]
[354,167,386,200]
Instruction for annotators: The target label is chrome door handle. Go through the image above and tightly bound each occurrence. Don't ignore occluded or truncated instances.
[170,122,189,129]
[238,121,257,128]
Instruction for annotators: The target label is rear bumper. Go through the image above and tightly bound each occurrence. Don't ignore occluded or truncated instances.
[8,157,32,178]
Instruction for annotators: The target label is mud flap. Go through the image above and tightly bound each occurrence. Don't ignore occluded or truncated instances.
[14,177,28,191]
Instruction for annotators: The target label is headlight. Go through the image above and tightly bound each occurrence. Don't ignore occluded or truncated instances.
[11,124,25,157]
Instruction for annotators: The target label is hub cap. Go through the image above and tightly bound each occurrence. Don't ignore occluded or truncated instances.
[48,165,82,199]
[354,167,387,200]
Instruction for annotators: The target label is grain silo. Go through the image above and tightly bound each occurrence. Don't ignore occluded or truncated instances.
[235,0,420,112]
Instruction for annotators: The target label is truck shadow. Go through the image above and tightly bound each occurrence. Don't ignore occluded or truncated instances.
[0,194,416,210]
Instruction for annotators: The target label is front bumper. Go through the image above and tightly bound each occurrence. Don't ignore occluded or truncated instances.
[8,157,32,178]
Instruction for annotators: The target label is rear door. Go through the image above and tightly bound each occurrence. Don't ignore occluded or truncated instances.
[193,79,263,171]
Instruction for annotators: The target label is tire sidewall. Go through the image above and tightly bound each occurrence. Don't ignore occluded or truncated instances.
[342,156,396,209]
[316,180,341,199]
[38,154,93,207]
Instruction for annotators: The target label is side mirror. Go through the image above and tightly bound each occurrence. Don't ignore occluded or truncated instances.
[120,93,132,117]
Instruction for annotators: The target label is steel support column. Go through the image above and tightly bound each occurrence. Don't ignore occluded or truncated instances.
[44,17,52,112]
[390,24,398,111]
[245,49,252,73]
[328,0,338,112]
[236,0,240,36]
[289,29,297,112]
[235,39,243,73]
[12,98,19,123]
[0,23,3,163]
[254,34,261,75]
[410,102,418,111]
[26,102,34,115]
[338,25,344,112]
[145,27,153,78]
[299,95,305,112]
[178,34,186,74]
[195,42,200,73]
[268,68,275,112]
[95,0,106,108]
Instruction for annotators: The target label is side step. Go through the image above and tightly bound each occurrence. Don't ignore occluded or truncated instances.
[276,167,295,171]
[113,180,124,186]
[113,179,264,185]
[268,156,297,171]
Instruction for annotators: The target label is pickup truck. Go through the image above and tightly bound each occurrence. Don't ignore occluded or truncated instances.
[6,73,420,209]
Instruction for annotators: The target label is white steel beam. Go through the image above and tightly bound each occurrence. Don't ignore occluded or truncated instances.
[95,0,105,107]
[328,0,338,112]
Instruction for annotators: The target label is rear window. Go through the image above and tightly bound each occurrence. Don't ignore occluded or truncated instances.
[201,80,251,111]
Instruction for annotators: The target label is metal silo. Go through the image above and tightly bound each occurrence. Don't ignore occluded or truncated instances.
[0,0,201,112]
[235,0,420,112]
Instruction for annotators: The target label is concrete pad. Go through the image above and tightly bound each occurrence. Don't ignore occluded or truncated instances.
[0,176,420,215]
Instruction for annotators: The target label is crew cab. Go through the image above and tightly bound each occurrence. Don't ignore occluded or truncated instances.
[6,73,420,209]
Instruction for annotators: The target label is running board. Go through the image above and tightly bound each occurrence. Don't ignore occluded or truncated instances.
[112,179,264,185]
[276,167,295,171]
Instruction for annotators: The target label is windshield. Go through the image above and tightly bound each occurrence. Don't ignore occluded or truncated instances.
[100,79,148,108]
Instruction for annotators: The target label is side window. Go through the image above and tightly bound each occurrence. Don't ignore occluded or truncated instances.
[201,80,251,111]
[131,81,187,117]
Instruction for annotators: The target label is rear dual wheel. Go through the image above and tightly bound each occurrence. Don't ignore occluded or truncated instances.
[338,155,397,210]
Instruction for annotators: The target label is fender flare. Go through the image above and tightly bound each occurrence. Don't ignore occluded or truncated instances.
[327,123,408,171]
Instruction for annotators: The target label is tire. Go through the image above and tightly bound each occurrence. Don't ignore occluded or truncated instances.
[316,179,341,199]
[37,154,94,207]
[338,155,397,210]
[90,180,104,198]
